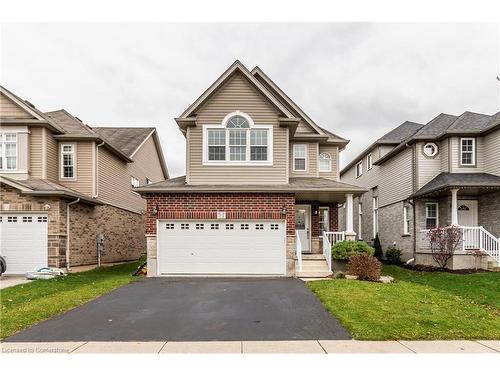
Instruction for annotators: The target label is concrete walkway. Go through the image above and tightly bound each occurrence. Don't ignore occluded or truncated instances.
[1,340,499,354]
[0,276,32,290]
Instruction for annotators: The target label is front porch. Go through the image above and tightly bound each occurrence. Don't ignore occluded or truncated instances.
[411,175,500,270]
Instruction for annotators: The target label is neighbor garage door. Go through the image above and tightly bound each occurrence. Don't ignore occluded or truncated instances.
[157,220,286,275]
[0,213,48,275]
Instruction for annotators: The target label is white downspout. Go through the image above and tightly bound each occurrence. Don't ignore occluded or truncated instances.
[66,198,80,271]
[94,141,105,198]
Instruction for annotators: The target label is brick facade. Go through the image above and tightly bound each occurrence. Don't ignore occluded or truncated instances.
[1,183,144,269]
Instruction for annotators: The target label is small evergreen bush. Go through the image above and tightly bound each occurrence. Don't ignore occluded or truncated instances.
[385,247,402,264]
[331,240,374,260]
[373,233,383,260]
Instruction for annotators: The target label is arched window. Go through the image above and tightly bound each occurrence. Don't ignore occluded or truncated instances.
[319,153,332,172]
[458,205,470,211]
[205,111,272,164]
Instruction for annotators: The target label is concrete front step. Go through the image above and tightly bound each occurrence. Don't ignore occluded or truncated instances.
[302,254,326,260]
[296,270,333,278]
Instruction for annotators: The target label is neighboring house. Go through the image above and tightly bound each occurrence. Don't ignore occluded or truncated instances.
[0,86,168,274]
[339,111,500,269]
[136,60,365,278]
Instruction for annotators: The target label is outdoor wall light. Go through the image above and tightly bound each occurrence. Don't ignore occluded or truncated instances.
[43,204,51,210]
[281,206,288,216]
[152,204,159,215]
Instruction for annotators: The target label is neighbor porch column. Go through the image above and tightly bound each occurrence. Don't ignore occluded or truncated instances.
[451,188,459,225]
[345,193,356,240]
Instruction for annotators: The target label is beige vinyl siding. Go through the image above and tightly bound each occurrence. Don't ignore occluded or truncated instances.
[341,145,380,189]
[0,93,33,119]
[58,141,93,196]
[29,127,43,178]
[449,136,484,173]
[97,147,145,213]
[378,145,395,159]
[484,128,500,176]
[295,120,317,134]
[46,131,58,181]
[290,142,318,177]
[318,144,339,180]
[416,141,442,189]
[440,138,449,172]
[129,134,165,185]
[189,72,287,185]
[378,147,414,207]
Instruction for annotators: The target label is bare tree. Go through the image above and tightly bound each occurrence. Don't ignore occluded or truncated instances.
[426,226,462,269]
[467,249,486,271]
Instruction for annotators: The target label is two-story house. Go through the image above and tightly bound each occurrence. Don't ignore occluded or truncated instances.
[137,60,366,277]
[0,86,168,274]
[340,111,500,270]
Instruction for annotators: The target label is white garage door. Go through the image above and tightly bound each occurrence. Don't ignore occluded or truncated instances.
[157,220,286,276]
[0,213,48,275]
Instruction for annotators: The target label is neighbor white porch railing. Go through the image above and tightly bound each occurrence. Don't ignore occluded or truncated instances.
[461,226,500,263]
[296,230,303,272]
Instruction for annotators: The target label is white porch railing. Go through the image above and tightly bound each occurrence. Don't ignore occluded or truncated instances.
[322,232,332,271]
[324,231,346,245]
[461,226,500,263]
[296,230,303,272]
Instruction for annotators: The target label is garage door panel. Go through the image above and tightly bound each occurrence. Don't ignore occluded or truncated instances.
[158,220,286,275]
[1,214,48,275]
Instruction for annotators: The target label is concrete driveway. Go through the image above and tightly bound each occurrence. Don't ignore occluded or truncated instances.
[5,278,351,342]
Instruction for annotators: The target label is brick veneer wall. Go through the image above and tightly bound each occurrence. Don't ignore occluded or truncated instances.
[1,183,145,268]
[145,193,296,235]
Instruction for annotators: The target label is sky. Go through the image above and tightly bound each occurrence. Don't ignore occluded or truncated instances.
[1,23,499,177]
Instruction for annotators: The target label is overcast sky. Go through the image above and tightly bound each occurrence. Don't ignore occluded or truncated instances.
[1,23,499,177]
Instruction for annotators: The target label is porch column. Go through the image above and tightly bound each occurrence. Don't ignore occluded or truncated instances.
[345,193,356,240]
[451,188,459,225]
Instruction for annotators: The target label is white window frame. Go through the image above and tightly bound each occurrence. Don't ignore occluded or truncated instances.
[318,206,329,237]
[423,142,439,157]
[358,202,363,240]
[146,177,152,185]
[0,133,18,171]
[131,176,140,188]
[318,153,332,172]
[460,137,475,166]
[202,112,273,166]
[366,153,372,170]
[356,161,363,178]
[403,205,410,235]
[59,143,76,179]
[425,202,439,229]
[372,196,379,238]
[293,143,307,171]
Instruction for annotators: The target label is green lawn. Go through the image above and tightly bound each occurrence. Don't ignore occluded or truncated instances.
[0,259,143,340]
[308,265,500,340]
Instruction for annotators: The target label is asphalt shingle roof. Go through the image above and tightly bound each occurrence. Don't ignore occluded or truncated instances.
[93,127,154,157]
[410,172,500,198]
[377,121,424,143]
[412,113,458,139]
[44,110,96,136]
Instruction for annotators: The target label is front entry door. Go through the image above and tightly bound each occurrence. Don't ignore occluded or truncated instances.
[295,205,311,253]
[457,200,478,227]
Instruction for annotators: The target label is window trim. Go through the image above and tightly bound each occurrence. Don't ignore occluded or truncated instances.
[372,196,379,238]
[131,176,140,190]
[425,202,439,229]
[459,137,476,166]
[356,161,363,178]
[318,153,332,173]
[293,143,308,172]
[202,123,273,166]
[358,202,363,240]
[59,143,77,180]
[423,142,439,158]
[366,153,372,170]
[403,205,410,235]
[0,132,18,171]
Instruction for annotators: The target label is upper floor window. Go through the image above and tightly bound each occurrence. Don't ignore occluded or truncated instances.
[460,138,475,166]
[356,161,363,178]
[204,111,272,165]
[0,133,17,170]
[318,153,332,172]
[423,142,438,157]
[131,176,140,189]
[60,143,76,179]
[366,153,372,170]
[293,144,307,171]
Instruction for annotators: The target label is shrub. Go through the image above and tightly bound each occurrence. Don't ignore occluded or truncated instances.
[373,234,383,260]
[385,247,402,264]
[333,271,346,279]
[347,253,382,281]
[331,240,374,260]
